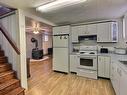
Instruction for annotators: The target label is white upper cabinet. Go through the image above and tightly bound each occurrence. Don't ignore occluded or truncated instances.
[53,25,70,35]
[87,24,97,35]
[71,24,97,42]
[71,26,80,43]
[97,22,118,42]
[71,21,118,43]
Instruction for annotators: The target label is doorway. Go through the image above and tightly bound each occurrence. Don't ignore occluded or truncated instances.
[25,17,53,82]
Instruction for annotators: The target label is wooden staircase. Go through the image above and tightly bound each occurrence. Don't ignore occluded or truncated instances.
[0,48,25,95]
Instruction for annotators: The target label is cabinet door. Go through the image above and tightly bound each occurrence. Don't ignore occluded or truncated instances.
[120,69,127,95]
[53,25,70,35]
[70,55,79,72]
[97,22,111,42]
[104,56,110,78]
[98,56,105,77]
[87,24,97,35]
[78,25,86,36]
[98,56,110,78]
[71,26,79,42]
[114,63,120,95]
[81,25,87,35]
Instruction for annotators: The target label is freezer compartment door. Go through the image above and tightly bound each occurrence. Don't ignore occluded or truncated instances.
[53,48,69,73]
[53,35,69,47]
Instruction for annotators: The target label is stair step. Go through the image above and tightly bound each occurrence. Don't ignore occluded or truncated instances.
[0,71,15,83]
[0,64,12,73]
[0,56,8,63]
[0,79,20,94]
[5,87,25,95]
[0,51,4,56]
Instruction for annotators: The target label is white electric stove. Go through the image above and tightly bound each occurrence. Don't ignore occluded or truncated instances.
[77,46,98,79]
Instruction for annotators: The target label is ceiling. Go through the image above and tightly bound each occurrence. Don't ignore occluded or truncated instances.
[0,0,127,25]
[0,6,15,16]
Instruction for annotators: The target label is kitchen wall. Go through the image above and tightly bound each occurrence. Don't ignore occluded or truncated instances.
[26,32,42,58]
[42,34,52,55]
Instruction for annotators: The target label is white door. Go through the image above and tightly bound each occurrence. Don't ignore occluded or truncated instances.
[53,35,68,47]
[53,48,69,73]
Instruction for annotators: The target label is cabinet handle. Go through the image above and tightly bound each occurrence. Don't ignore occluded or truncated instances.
[117,68,122,76]
[119,70,122,76]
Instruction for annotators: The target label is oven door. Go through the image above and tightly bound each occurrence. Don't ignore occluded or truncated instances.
[78,55,97,70]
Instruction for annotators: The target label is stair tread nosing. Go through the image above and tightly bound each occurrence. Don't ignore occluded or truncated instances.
[0,63,11,67]
[0,63,9,67]
[5,87,25,95]
[0,56,7,59]
[0,79,19,90]
[0,70,14,77]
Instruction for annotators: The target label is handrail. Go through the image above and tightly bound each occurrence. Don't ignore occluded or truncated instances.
[0,23,20,55]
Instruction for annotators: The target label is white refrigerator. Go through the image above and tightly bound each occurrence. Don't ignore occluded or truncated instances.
[53,34,69,73]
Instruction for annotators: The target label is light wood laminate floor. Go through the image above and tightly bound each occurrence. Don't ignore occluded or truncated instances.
[25,57,115,95]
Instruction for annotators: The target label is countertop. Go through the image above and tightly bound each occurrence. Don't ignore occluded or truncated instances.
[118,61,127,73]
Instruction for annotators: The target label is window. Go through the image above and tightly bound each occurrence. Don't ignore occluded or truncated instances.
[44,35,48,41]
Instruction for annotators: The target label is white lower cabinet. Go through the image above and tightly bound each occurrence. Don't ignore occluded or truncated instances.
[111,62,120,95]
[70,55,79,72]
[110,61,127,95]
[98,56,110,78]
[119,68,127,95]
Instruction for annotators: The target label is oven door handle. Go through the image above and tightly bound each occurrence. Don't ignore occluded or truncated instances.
[78,56,97,59]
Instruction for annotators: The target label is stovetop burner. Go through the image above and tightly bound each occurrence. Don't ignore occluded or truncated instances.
[80,52,85,54]
[79,51,97,55]
[89,52,95,54]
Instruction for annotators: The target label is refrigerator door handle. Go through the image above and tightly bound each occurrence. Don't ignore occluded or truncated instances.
[64,36,67,39]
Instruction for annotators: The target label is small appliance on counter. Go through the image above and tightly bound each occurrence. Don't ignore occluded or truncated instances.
[114,47,126,55]
[100,48,109,53]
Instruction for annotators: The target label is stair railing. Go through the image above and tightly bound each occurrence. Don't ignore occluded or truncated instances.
[0,23,20,55]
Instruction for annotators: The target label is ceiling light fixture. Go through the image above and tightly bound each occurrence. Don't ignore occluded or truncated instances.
[36,0,87,12]
[33,30,39,34]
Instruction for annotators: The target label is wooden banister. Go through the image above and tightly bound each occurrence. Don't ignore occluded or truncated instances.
[0,23,20,55]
